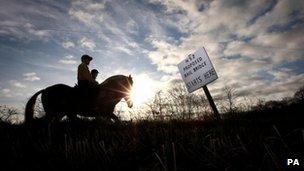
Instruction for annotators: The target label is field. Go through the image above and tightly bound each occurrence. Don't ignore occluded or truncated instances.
[0,103,303,171]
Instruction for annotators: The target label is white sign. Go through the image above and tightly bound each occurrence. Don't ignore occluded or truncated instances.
[178,47,218,93]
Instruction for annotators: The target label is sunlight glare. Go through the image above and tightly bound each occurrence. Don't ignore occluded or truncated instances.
[130,74,156,106]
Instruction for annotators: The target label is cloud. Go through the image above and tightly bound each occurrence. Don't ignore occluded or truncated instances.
[2,89,10,93]
[58,55,77,65]
[147,38,189,74]
[267,68,293,82]
[126,19,139,34]
[0,21,50,41]
[0,0,58,41]
[9,80,26,88]
[23,72,40,81]
[147,0,303,62]
[1,88,12,98]
[65,55,74,59]
[68,1,105,27]
[59,59,77,65]
[144,0,304,101]
[24,23,50,39]
[0,0,303,107]
[80,37,96,51]
[115,46,133,55]
[62,41,75,49]
[86,2,105,11]
[69,10,96,27]
[248,73,304,100]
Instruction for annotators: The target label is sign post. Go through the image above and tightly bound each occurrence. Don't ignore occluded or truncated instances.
[178,47,220,120]
[202,85,220,120]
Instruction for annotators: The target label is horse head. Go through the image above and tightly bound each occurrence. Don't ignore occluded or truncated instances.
[98,75,133,108]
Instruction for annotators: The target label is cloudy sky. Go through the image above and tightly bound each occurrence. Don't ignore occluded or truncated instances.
[0,0,304,109]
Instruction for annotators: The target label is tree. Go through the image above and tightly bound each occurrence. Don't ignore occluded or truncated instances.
[294,85,304,103]
[146,90,167,120]
[145,79,210,120]
[223,85,238,113]
[0,105,19,123]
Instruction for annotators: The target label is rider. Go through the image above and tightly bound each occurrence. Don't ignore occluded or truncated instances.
[77,54,95,111]
[91,69,99,85]
[77,54,94,87]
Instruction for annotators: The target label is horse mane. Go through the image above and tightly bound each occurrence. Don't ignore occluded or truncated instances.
[99,75,127,88]
[104,75,126,82]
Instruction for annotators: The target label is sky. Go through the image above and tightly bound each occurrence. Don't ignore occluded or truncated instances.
[0,0,304,111]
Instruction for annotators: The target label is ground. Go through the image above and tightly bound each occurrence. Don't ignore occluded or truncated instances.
[0,103,303,170]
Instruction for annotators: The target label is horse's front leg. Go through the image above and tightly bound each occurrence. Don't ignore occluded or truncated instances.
[110,113,120,122]
[106,104,120,123]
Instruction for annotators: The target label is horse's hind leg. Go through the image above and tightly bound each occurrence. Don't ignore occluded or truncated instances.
[44,111,63,123]
[44,112,54,123]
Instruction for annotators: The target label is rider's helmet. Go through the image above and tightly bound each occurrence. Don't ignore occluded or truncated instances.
[91,69,99,74]
[81,54,93,62]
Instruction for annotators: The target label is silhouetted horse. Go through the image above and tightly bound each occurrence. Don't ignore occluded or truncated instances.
[25,75,133,123]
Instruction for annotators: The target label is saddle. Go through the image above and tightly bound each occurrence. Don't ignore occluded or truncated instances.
[73,83,94,109]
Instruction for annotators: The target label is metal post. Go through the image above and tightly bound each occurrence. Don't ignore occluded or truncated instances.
[202,85,220,120]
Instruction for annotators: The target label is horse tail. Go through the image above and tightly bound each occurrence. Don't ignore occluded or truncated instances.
[24,89,44,123]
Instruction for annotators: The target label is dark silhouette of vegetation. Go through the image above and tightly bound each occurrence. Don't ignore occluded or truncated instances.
[0,84,303,170]
[0,101,303,170]
[222,85,238,113]
[141,80,211,120]
[294,85,304,103]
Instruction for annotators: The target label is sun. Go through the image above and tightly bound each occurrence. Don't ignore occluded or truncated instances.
[130,74,156,106]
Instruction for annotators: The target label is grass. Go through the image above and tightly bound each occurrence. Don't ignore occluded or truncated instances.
[0,103,303,170]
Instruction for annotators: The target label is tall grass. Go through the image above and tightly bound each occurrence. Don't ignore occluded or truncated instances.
[0,103,303,170]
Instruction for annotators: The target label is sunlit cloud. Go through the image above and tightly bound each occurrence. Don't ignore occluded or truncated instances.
[59,55,77,65]
[0,0,303,110]
[68,0,106,27]
[144,0,304,100]
[23,73,40,82]
[80,37,96,51]
[62,41,75,49]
